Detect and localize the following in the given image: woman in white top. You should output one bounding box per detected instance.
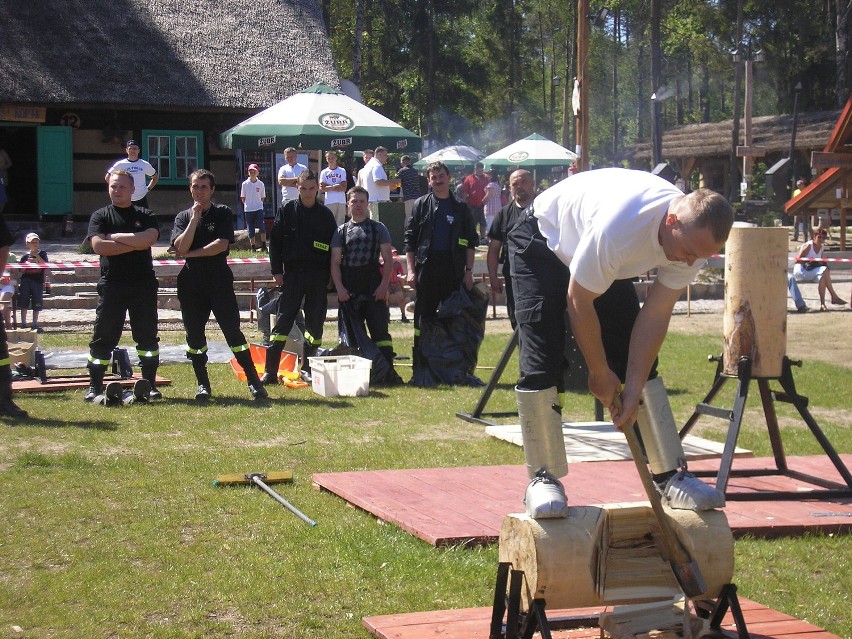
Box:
[483,170,503,238]
[792,227,845,310]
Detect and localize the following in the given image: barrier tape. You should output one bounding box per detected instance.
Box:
[4,254,851,270]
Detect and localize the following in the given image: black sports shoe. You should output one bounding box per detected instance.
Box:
[248,383,268,400]
[0,398,28,419]
[195,384,211,401]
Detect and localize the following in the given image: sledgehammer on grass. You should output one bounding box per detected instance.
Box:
[213,471,317,526]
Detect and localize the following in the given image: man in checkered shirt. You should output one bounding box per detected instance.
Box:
[330,186,403,384]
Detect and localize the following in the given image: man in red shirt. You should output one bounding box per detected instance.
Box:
[462,162,489,243]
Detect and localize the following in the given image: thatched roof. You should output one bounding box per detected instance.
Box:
[0,0,339,110]
[628,110,841,161]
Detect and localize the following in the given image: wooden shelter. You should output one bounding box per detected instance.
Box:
[0,0,339,223]
[627,110,840,197]
[785,95,852,249]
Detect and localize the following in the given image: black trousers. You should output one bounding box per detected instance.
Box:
[270,268,330,347]
[177,265,248,353]
[509,212,657,392]
[413,250,459,334]
[89,277,159,363]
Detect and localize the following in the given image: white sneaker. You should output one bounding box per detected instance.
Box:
[524,470,569,519]
[660,470,725,510]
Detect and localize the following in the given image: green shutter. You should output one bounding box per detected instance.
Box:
[37,126,73,216]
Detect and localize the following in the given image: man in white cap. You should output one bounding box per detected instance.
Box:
[240,164,267,251]
[105,139,158,209]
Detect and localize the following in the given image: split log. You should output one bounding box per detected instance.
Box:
[723,227,789,378]
[498,503,734,611]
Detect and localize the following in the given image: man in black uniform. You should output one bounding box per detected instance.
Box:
[0,215,27,418]
[487,169,535,328]
[330,186,403,384]
[85,170,161,401]
[170,169,268,401]
[262,170,336,384]
[403,161,478,371]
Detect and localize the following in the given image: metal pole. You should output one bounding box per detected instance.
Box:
[742,58,754,197]
[789,83,801,191]
[576,0,589,171]
[251,475,317,526]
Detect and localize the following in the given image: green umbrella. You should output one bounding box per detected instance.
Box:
[220,83,421,152]
[413,144,486,170]
[482,133,577,170]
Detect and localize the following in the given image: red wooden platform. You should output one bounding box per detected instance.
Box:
[362,597,843,638]
[13,374,171,393]
[312,455,852,546]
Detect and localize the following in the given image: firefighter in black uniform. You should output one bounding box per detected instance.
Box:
[403,161,478,371]
[0,214,27,418]
[261,170,336,384]
[85,170,161,401]
[169,169,268,402]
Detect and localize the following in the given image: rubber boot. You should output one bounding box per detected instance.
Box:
[379,346,404,386]
[140,362,162,400]
[516,386,569,519]
[235,349,268,400]
[300,344,318,383]
[0,365,27,419]
[84,362,107,403]
[189,353,211,401]
[260,342,283,385]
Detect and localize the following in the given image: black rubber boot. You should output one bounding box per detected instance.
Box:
[380,346,404,386]
[235,350,267,400]
[300,345,318,382]
[140,362,162,400]
[259,343,283,385]
[84,362,107,402]
[189,353,211,401]
[0,366,27,419]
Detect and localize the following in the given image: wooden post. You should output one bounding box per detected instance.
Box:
[498,504,733,611]
[722,227,788,378]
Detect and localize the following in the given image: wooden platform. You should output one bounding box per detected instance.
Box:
[312,455,852,546]
[485,421,752,463]
[13,374,171,393]
[362,597,843,639]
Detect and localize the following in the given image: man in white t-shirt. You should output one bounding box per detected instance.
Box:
[277,147,308,202]
[319,151,349,225]
[240,164,267,251]
[105,139,158,209]
[355,149,374,189]
[363,146,400,220]
[508,168,734,519]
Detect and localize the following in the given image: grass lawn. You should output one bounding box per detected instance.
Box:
[0,319,849,638]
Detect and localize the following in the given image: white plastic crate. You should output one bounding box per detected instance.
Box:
[308,355,373,397]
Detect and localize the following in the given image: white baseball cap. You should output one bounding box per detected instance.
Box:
[25,232,40,243]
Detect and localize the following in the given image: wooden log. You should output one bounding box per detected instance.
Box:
[723,227,789,378]
[498,503,734,612]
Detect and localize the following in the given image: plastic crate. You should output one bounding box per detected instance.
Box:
[308,355,372,397]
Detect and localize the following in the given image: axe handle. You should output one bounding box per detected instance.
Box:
[251,475,317,526]
[621,418,706,597]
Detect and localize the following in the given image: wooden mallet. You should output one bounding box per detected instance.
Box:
[213,471,317,526]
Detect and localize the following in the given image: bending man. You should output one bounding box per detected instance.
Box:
[509,168,734,518]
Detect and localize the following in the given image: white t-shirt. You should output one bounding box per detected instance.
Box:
[363,157,390,202]
[277,162,307,201]
[533,168,700,294]
[108,158,157,201]
[320,166,348,205]
[240,177,266,212]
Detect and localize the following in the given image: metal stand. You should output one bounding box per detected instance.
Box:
[457,327,604,426]
[490,562,749,639]
[681,354,852,500]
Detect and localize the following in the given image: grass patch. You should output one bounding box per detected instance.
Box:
[1,321,849,638]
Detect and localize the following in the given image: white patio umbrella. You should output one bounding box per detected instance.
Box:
[482,133,577,170]
[413,143,486,170]
[220,83,421,152]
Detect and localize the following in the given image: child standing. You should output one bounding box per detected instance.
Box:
[18,233,49,332]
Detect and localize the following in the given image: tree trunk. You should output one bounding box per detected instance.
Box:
[837,0,851,106]
[728,0,744,202]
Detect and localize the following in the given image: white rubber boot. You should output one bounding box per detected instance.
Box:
[637,377,725,510]
[516,386,569,519]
